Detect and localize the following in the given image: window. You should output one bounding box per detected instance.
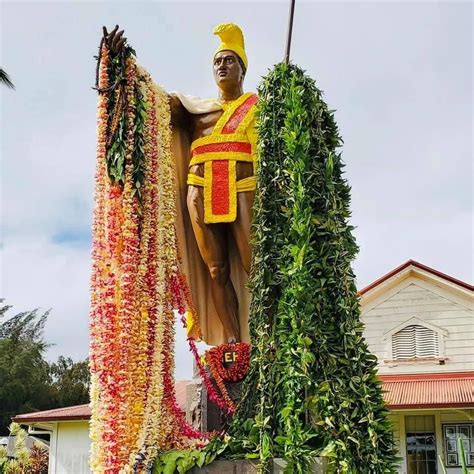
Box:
[405,415,437,474]
[383,317,447,363]
[392,324,439,360]
[443,424,474,467]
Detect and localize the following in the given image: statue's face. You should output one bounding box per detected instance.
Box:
[213,50,244,89]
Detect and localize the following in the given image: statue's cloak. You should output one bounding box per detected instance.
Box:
[170,93,250,346]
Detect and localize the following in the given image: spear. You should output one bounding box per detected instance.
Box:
[284,0,296,63]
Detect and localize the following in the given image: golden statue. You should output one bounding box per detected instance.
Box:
[103,23,256,345]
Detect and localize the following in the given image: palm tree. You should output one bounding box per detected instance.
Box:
[0,69,14,89]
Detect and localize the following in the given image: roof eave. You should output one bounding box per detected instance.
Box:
[388,403,474,410]
[13,415,90,423]
[359,259,474,296]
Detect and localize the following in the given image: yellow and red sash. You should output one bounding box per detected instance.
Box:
[187,92,258,224]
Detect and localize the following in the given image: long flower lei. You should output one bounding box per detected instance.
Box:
[205,354,236,413]
[90,42,215,473]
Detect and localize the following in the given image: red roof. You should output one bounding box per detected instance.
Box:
[15,372,474,423]
[13,380,190,423]
[380,372,474,409]
[359,260,474,295]
[14,404,92,423]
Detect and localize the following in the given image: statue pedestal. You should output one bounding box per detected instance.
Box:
[186,363,242,432]
[188,459,259,473]
[185,365,326,472]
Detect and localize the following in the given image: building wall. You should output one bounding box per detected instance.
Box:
[391,409,473,474]
[389,413,402,469]
[362,279,474,374]
[50,421,91,474]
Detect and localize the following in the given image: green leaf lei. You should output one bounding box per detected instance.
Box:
[99,45,147,203]
[219,63,398,473]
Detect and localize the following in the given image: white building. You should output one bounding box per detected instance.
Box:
[13,405,91,473]
[14,260,473,473]
[360,260,474,474]
[13,382,189,474]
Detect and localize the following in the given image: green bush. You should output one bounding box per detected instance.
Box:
[0,423,48,474]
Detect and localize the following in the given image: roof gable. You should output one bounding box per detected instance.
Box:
[360,260,473,313]
[360,260,473,295]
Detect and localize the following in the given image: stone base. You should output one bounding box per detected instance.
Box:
[184,365,326,472]
[189,459,256,474]
[186,367,242,432]
[189,458,325,473]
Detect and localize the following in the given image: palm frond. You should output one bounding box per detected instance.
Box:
[0,68,15,89]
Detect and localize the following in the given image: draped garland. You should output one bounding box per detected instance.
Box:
[90,43,211,473]
[220,63,398,473]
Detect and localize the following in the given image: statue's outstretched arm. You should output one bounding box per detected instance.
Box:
[102,26,190,131]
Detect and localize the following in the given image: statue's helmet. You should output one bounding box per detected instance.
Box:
[213,23,248,70]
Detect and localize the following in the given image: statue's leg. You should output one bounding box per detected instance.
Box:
[187,185,241,342]
[230,190,255,274]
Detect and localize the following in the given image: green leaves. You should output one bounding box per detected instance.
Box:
[152,449,209,474]
[104,48,148,204]
[220,62,397,473]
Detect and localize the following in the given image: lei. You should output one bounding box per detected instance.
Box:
[206,343,251,383]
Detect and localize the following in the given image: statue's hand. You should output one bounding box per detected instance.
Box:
[102,25,127,56]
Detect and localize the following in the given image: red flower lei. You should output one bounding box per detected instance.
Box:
[205,354,236,413]
[206,342,251,383]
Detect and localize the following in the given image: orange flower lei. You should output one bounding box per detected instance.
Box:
[90,45,210,473]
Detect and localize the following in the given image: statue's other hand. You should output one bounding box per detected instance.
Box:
[103,25,127,56]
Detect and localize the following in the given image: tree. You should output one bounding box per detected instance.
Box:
[0,69,14,89]
[0,302,53,435]
[0,301,90,434]
[49,356,90,407]
[0,302,49,343]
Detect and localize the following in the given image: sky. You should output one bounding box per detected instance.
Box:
[1,0,472,380]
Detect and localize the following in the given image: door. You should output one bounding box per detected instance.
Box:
[405,415,437,474]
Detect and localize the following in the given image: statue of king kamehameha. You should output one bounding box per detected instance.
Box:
[103,23,256,346]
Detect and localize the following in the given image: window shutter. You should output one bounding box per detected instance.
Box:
[392,325,439,360]
[415,325,439,357]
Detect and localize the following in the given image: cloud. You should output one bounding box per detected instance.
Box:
[1,1,471,382]
[1,240,91,361]
[1,234,199,379]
